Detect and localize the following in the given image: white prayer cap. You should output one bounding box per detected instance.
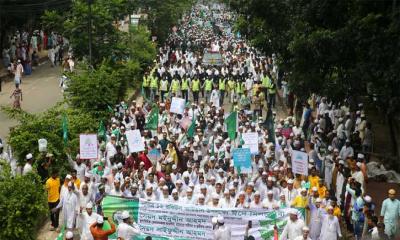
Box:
[289,209,298,215]
[198,194,205,199]
[216,180,223,185]
[172,189,178,194]
[212,217,218,224]
[267,177,273,181]
[327,205,334,210]
[212,193,219,199]
[114,179,120,184]
[273,166,279,171]
[302,226,310,232]
[176,179,183,184]
[121,210,130,220]
[65,231,74,239]
[229,185,235,190]
[280,192,285,197]
[210,156,216,161]
[140,162,145,166]
[26,153,33,160]
[364,195,372,203]
[267,190,273,195]
[217,215,224,223]
[312,187,318,192]
[316,198,322,203]
[357,153,364,159]
[117,163,123,169]
[262,171,268,176]
[131,183,138,188]
[239,191,245,196]
[210,176,216,180]
[182,172,190,178]
[97,216,104,224]
[334,148,339,152]
[224,189,229,194]
[162,185,168,190]
[187,188,193,193]
[68,182,74,187]
[172,164,177,170]
[339,160,345,165]
[328,146,333,151]
[84,172,92,178]
[86,202,93,209]
[189,182,195,187]
[145,185,152,190]
[200,184,207,189]
[65,174,72,179]
[287,179,294,184]
[217,168,224,173]
[300,188,307,192]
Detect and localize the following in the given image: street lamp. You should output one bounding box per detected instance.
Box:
[88,0,94,67]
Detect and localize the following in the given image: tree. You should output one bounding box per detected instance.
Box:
[0,162,47,240]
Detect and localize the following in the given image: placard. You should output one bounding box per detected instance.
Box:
[241,132,259,154]
[126,130,145,153]
[170,97,186,115]
[79,134,98,159]
[291,150,309,176]
[232,148,252,173]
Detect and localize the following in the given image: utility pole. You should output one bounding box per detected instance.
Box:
[88,0,93,67]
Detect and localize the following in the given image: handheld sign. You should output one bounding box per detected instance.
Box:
[80,134,98,159]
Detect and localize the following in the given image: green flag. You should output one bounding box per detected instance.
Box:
[145,106,159,130]
[98,120,106,142]
[187,118,196,138]
[62,114,68,145]
[225,111,237,141]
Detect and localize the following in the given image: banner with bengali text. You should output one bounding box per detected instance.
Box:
[102,196,305,240]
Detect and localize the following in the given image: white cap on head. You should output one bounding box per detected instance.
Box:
[364,195,372,203]
[316,198,322,203]
[287,179,294,184]
[312,186,318,192]
[212,217,218,224]
[267,190,273,195]
[66,174,72,179]
[121,210,130,220]
[217,215,224,223]
[26,153,33,160]
[212,192,219,199]
[172,189,178,194]
[162,185,168,190]
[97,216,104,224]
[289,208,298,215]
[302,226,310,232]
[172,164,177,170]
[65,231,74,239]
[198,194,205,199]
[357,153,364,159]
[86,202,93,209]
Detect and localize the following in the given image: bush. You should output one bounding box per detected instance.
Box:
[2,105,98,178]
[0,161,48,240]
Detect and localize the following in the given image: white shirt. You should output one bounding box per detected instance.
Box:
[117,222,141,239]
[80,211,99,240]
[22,163,33,175]
[280,218,305,240]
[213,225,231,240]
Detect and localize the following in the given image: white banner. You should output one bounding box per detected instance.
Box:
[79,134,98,159]
[170,97,186,115]
[242,132,259,154]
[126,130,145,153]
[291,150,309,176]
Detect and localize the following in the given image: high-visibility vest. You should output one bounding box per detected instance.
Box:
[181,79,189,90]
[171,80,180,92]
[227,80,235,91]
[236,82,243,94]
[192,79,200,91]
[268,79,276,94]
[262,76,269,88]
[205,79,213,91]
[150,77,158,89]
[219,79,226,90]
[160,80,168,91]
[142,76,149,87]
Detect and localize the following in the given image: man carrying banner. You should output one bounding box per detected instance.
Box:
[213,215,231,240]
[117,211,141,240]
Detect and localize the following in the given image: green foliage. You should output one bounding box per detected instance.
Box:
[127,26,157,70]
[141,0,194,43]
[229,0,400,112]
[41,10,66,33]
[2,105,97,173]
[0,163,48,240]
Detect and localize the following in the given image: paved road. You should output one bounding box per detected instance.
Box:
[0,62,63,145]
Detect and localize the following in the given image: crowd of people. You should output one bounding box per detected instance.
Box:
[1,2,399,240]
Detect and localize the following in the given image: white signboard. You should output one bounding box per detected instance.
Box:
[242,132,259,154]
[170,97,186,115]
[126,130,145,153]
[79,134,98,159]
[291,150,309,176]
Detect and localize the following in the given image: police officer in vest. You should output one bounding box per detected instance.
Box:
[218,77,226,106]
[181,75,189,102]
[203,77,214,103]
[191,77,201,104]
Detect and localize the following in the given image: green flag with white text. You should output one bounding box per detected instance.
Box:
[146,106,159,130]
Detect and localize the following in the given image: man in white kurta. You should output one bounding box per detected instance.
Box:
[380,189,400,238]
[294,226,312,240]
[320,206,342,240]
[308,198,323,239]
[80,202,99,240]
[117,211,141,240]
[213,215,231,240]
[54,182,78,230]
[280,209,305,240]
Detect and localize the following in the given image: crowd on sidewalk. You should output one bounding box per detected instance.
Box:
[1,2,399,240]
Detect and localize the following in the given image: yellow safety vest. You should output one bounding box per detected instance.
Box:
[150,77,158,89]
[181,79,189,90]
[171,80,180,92]
[227,80,235,92]
[192,79,200,91]
[142,76,149,87]
[219,79,226,90]
[205,79,213,91]
[262,76,269,88]
[236,82,243,94]
[268,79,276,94]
